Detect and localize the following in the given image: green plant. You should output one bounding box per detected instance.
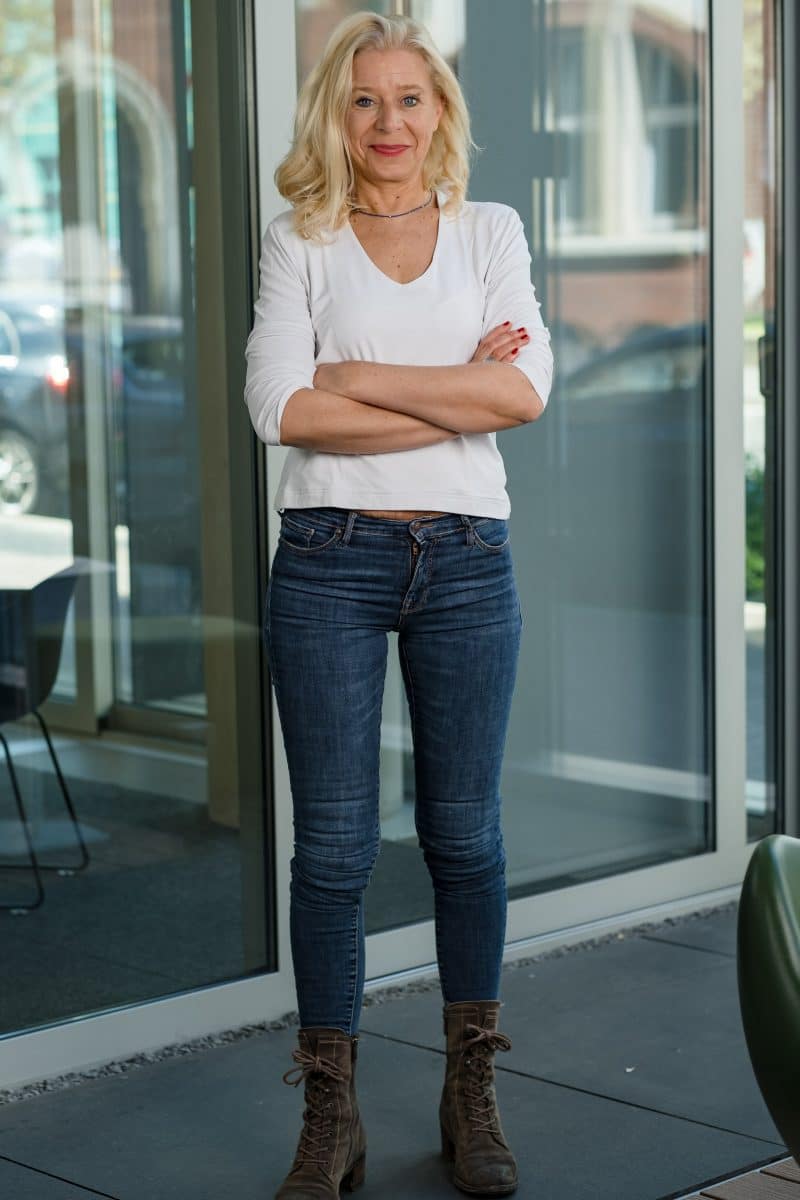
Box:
[745,454,765,602]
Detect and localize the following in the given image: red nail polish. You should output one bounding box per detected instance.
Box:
[503,321,511,327]
[511,347,518,355]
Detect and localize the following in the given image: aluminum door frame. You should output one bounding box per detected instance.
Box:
[0,0,764,1093]
[259,0,750,985]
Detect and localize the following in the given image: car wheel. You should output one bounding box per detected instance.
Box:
[0,428,39,517]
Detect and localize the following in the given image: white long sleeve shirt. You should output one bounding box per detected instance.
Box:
[244,189,554,518]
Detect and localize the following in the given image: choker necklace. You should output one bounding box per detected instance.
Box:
[351,189,435,219]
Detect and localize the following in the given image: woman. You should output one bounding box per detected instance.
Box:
[244,12,553,1198]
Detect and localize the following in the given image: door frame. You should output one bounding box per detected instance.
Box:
[779,0,798,837]
[253,0,751,981]
[1,0,776,1092]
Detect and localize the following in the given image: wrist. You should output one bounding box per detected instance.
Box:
[314,360,355,395]
[339,360,366,401]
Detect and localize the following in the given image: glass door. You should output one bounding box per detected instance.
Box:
[0,0,283,1086]
[462,0,713,894]
[271,2,759,985]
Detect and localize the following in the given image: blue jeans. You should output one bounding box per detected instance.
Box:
[263,507,523,1036]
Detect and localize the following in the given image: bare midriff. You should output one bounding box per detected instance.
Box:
[356,509,449,519]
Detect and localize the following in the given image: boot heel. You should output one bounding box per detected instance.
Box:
[342,1150,366,1191]
[440,1121,455,1161]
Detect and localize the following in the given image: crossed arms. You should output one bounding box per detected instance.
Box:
[243,207,554,453]
[279,360,544,455]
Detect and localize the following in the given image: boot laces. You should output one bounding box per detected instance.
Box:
[462,1023,512,1134]
[282,1048,347,1167]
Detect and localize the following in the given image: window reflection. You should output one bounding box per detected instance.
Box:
[351,0,713,915]
[0,0,267,1036]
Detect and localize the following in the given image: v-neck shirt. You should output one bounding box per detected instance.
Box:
[345,198,442,287]
[244,188,554,518]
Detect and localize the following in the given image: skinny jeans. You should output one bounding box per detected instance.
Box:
[263,506,523,1036]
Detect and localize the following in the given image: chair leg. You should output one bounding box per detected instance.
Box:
[0,729,45,911]
[31,708,90,873]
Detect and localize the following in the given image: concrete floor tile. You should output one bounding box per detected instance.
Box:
[0,1156,118,1198]
[0,1022,787,1200]
[360,932,782,1143]
[641,907,738,958]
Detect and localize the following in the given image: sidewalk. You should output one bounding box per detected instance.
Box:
[0,900,790,1199]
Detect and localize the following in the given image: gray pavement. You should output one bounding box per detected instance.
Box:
[0,901,789,1199]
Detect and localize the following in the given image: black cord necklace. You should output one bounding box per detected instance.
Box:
[351,188,435,218]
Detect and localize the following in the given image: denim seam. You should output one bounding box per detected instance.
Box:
[400,633,450,1000]
[346,896,359,1036]
[279,515,499,539]
[282,530,473,542]
[278,526,343,554]
[400,537,432,619]
[471,526,511,553]
[262,572,273,660]
[341,529,472,543]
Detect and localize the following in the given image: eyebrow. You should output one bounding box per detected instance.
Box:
[352,84,425,93]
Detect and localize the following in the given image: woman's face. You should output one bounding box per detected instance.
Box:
[345,48,444,193]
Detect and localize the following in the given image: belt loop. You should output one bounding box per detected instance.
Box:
[460,513,475,546]
[341,510,357,545]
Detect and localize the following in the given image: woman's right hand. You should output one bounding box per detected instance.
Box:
[470,322,530,365]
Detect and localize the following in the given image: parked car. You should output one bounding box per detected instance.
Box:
[0,299,186,521]
[0,298,70,516]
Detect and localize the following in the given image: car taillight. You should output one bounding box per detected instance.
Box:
[46,355,70,391]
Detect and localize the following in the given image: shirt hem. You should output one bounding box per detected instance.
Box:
[274,490,511,519]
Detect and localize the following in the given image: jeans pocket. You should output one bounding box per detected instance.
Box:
[279,512,342,554]
[470,517,511,553]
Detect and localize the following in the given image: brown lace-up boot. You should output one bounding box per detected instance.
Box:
[275,1027,367,1198]
[439,1000,518,1196]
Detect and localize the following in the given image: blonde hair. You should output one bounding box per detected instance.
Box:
[274,11,479,243]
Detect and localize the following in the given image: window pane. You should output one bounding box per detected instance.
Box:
[296,0,396,88]
[0,0,270,1035]
[355,0,714,922]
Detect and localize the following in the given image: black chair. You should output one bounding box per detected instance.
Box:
[0,562,91,911]
[737,833,800,1161]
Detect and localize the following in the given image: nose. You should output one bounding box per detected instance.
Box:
[375,103,406,131]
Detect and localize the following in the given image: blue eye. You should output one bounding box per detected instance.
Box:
[354,96,420,107]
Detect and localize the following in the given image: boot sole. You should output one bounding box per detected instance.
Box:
[441,1123,518,1196]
